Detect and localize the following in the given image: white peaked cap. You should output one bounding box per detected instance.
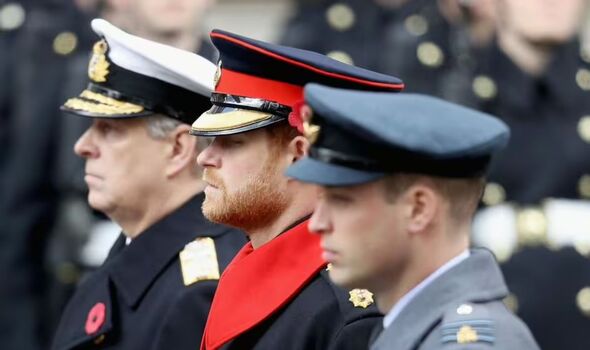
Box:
[91,18,215,96]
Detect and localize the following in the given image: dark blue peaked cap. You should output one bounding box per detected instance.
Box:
[286,84,510,186]
[209,29,404,91]
[190,29,404,136]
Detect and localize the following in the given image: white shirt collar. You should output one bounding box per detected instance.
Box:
[125,237,132,245]
[383,250,470,329]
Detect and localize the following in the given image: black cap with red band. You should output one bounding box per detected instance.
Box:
[190,29,405,136]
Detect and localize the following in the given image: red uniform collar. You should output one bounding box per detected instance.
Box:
[201,219,325,350]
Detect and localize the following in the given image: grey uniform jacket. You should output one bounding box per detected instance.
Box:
[371,249,540,350]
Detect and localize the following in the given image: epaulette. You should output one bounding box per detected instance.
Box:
[439,303,496,345]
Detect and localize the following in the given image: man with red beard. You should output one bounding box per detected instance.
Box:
[189,30,404,350]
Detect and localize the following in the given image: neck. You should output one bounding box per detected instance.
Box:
[248,189,316,249]
[497,30,554,77]
[376,225,469,314]
[112,180,206,239]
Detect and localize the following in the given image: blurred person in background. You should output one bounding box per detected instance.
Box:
[0,1,217,349]
[50,19,245,350]
[280,0,496,102]
[469,0,590,349]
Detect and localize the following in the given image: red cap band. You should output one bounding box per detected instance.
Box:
[216,68,304,107]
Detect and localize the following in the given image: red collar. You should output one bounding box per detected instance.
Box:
[202,219,325,350]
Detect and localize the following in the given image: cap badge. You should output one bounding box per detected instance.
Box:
[179,237,220,286]
[348,288,374,308]
[85,302,106,335]
[88,39,110,83]
[213,61,222,89]
[299,104,320,144]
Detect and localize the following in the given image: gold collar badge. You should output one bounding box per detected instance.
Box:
[349,288,374,308]
[88,39,110,83]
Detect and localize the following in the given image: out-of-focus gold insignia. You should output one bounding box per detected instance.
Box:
[214,61,222,88]
[179,237,220,286]
[457,325,478,344]
[301,105,320,144]
[348,288,374,308]
[516,207,547,246]
[88,39,110,83]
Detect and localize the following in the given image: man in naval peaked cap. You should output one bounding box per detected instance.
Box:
[286,84,541,350]
[50,19,246,350]
[190,30,403,350]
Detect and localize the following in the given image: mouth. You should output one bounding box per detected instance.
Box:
[85,173,102,180]
[321,246,338,263]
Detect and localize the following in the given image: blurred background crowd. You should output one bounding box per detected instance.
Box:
[1,0,590,349]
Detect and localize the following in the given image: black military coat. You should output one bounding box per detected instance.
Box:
[222,269,381,350]
[202,219,381,350]
[471,40,590,350]
[51,194,246,350]
[280,0,475,101]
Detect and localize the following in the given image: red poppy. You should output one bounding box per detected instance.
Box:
[85,302,106,335]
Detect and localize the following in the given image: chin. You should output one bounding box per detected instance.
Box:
[87,193,114,214]
[328,269,355,289]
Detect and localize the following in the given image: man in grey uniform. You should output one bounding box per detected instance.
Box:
[286,84,540,349]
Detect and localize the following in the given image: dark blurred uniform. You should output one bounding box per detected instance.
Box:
[280,0,480,101]
[471,38,590,350]
[0,2,97,349]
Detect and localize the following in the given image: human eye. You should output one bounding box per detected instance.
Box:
[95,120,113,134]
[219,136,245,148]
[325,190,354,205]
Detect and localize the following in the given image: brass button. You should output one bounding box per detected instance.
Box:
[326,3,355,32]
[482,182,506,206]
[416,41,444,68]
[576,68,590,90]
[578,174,590,198]
[404,14,428,36]
[56,262,80,284]
[577,287,590,317]
[574,239,590,257]
[494,246,514,264]
[53,31,78,56]
[578,116,590,143]
[326,50,353,65]
[94,334,106,345]
[516,207,547,246]
[503,293,519,313]
[472,75,497,100]
[0,3,26,31]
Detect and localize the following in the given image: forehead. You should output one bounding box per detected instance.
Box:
[216,127,271,145]
[324,179,386,196]
[92,117,145,127]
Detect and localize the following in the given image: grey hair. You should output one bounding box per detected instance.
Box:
[145,114,184,139]
[144,114,207,176]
